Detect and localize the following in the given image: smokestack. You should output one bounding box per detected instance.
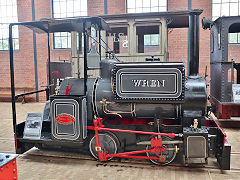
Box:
[188,14,200,76]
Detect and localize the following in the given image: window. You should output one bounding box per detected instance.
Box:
[54,32,71,49]
[212,0,240,20]
[53,0,87,18]
[212,0,240,43]
[144,34,159,46]
[0,0,18,50]
[127,1,165,49]
[136,25,160,53]
[52,0,87,49]
[106,27,128,54]
[229,32,240,44]
[127,0,167,13]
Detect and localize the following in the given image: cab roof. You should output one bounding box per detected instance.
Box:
[10,16,110,33]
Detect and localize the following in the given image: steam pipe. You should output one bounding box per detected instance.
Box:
[188,14,200,76]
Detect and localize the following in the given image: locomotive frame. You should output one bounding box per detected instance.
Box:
[9,10,231,169]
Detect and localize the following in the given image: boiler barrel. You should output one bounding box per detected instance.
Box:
[95,78,177,118]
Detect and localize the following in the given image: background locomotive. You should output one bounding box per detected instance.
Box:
[9,10,231,169]
[202,16,240,122]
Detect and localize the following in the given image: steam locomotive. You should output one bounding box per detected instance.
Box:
[9,10,231,170]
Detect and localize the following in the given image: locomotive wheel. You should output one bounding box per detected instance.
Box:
[89,133,118,160]
[146,136,177,165]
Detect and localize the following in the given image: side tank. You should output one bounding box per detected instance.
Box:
[95,58,178,119]
[95,58,207,120]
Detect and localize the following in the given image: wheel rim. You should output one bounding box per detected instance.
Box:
[89,133,117,160]
[146,136,177,165]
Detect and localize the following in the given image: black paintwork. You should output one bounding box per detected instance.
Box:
[9,10,231,170]
[204,16,240,102]
[113,62,185,102]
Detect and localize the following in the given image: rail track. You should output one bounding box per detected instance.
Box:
[1,138,240,174]
[23,149,240,173]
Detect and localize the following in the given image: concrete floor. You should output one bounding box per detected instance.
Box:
[0,102,240,180]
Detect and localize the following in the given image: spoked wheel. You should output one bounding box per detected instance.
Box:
[146,136,177,165]
[89,133,118,160]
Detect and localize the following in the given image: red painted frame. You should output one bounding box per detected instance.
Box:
[210,97,240,119]
[87,117,178,162]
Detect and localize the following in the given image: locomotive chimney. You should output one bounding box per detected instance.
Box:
[188,13,200,76]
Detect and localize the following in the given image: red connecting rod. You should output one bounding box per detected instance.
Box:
[88,117,177,162]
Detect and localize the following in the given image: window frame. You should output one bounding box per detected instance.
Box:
[212,0,240,20]
[52,0,87,49]
[106,25,129,55]
[0,0,19,51]
[126,0,168,13]
[212,0,240,44]
[53,32,71,49]
[144,34,160,47]
[135,22,162,55]
[228,32,240,44]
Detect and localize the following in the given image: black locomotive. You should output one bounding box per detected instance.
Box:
[9,10,231,169]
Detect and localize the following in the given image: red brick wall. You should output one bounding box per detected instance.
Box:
[168,0,188,75]
[0,0,35,101]
[1,0,239,102]
[0,0,124,102]
[88,0,125,15]
[193,0,212,78]
[108,0,126,14]
[168,0,212,78]
[88,0,104,15]
[0,0,71,102]
[168,0,188,11]
[34,0,71,101]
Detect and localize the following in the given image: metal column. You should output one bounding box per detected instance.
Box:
[188,13,200,76]
[32,0,39,101]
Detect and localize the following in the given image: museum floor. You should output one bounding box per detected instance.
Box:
[0,102,239,180]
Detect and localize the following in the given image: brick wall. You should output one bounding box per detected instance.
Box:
[88,0,104,15]
[193,0,212,78]
[168,0,212,78]
[0,0,71,102]
[1,0,240,102]
[88,0,125,15]
[108,0,125,14]
[0,0,35,102]
[168,0,189,76]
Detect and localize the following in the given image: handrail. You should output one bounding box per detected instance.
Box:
[15,88,50,101]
